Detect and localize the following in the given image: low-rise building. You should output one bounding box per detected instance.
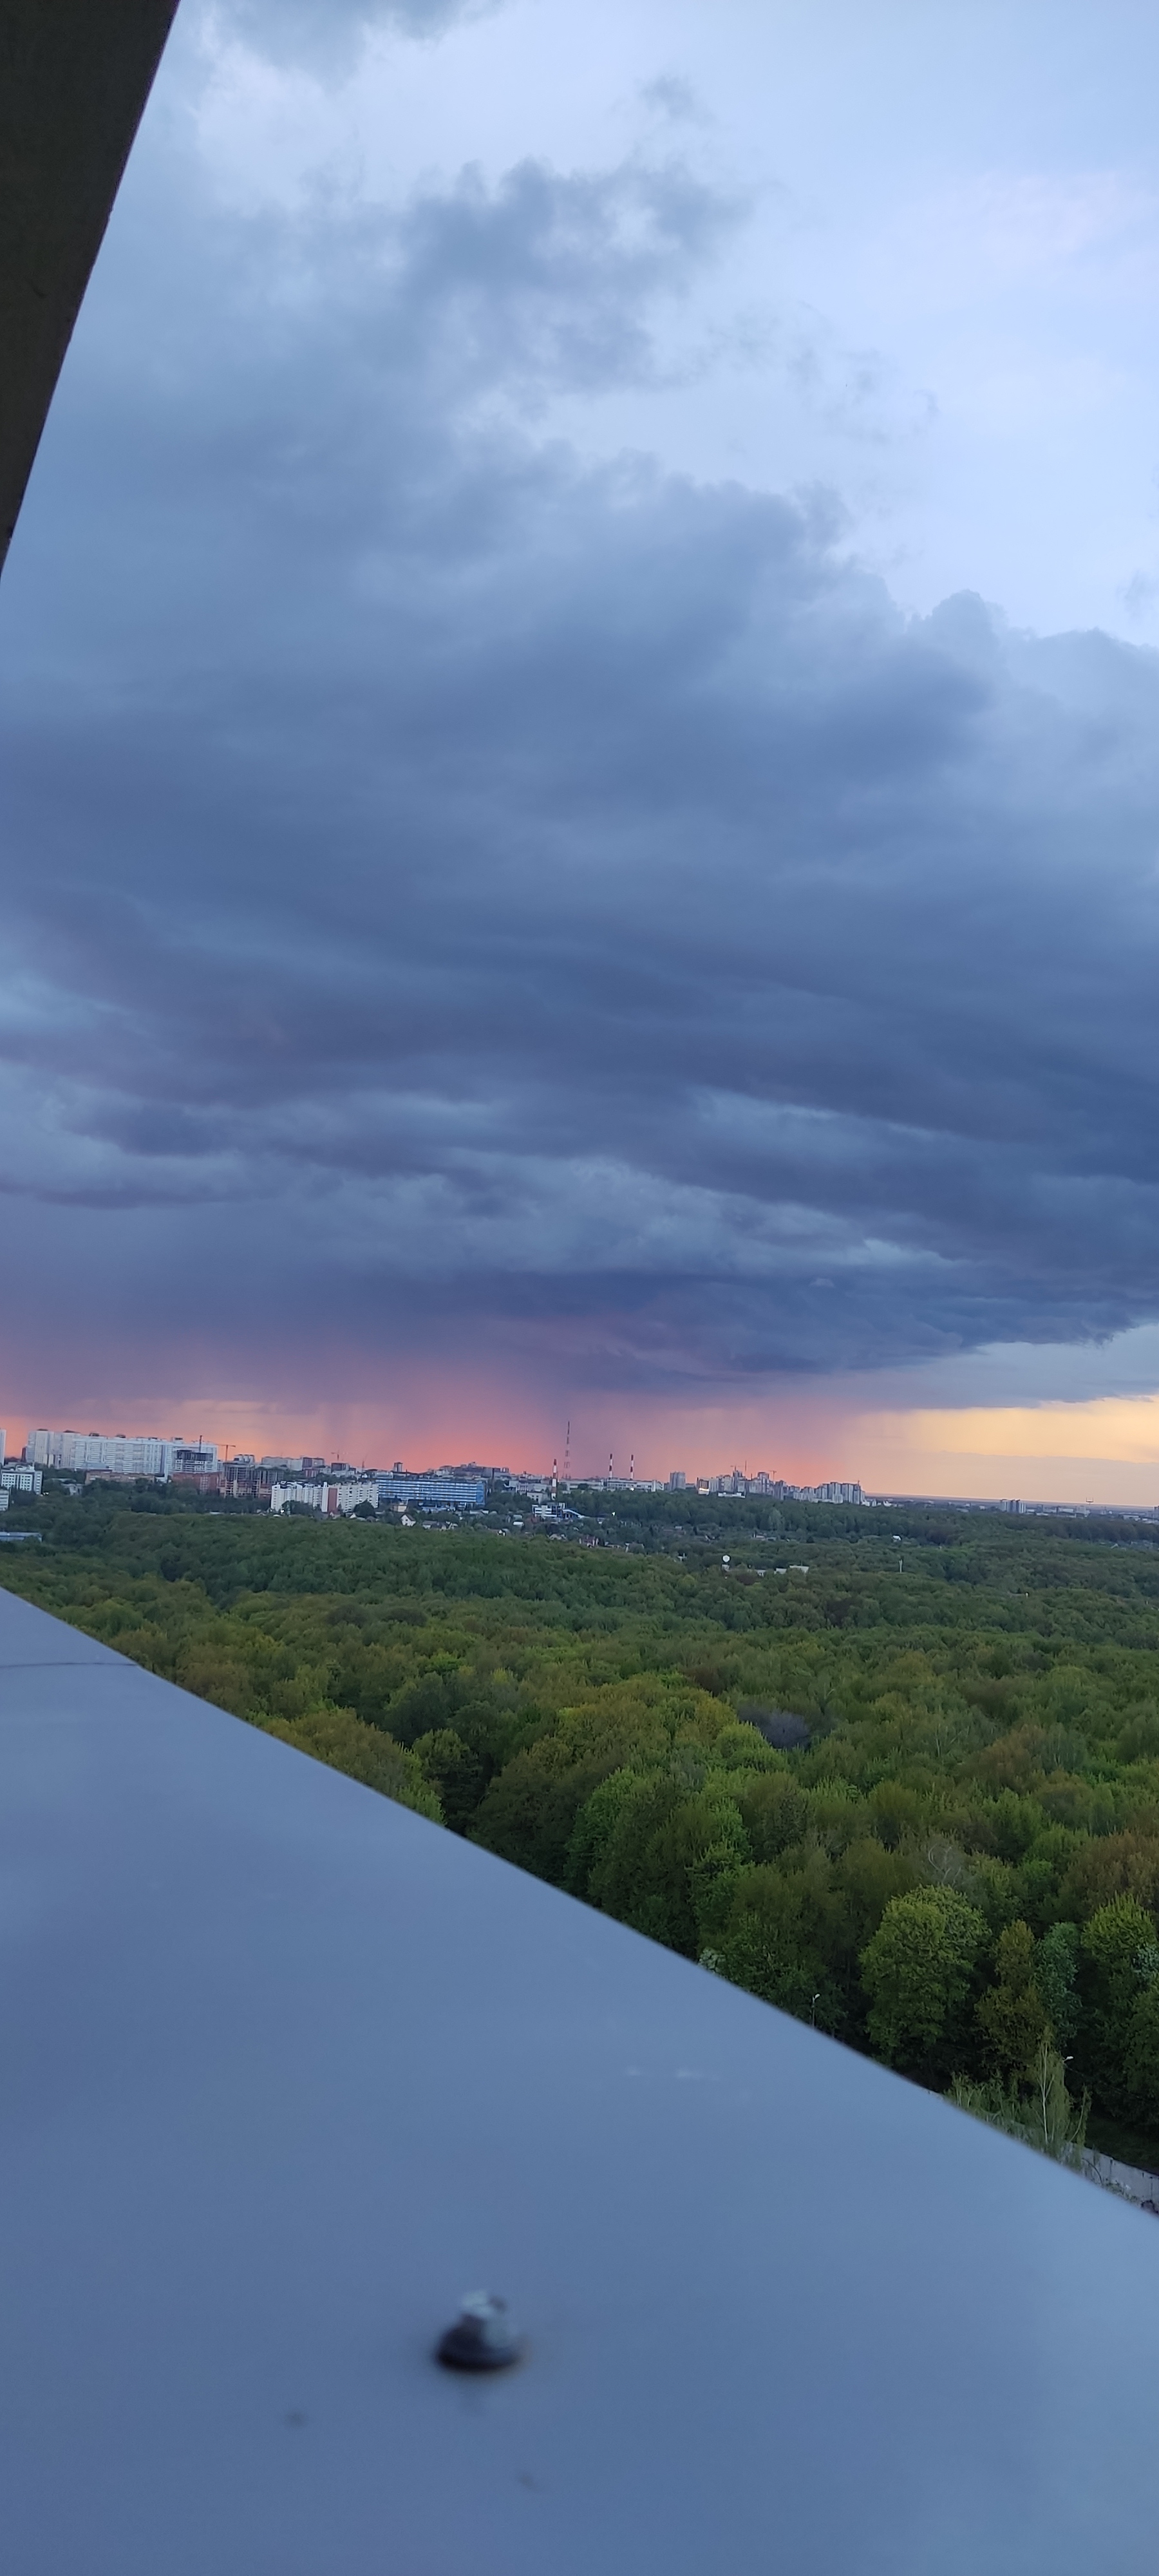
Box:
[0,1464,41,1498]
[376,1473,486,1509]
[270,1478,378,1517]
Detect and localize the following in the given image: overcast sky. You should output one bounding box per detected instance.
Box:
[4,0,1159,1489]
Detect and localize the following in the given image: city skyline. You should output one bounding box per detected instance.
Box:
[5,1397,1159,1510]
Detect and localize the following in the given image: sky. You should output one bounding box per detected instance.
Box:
[5,0,1159,1495]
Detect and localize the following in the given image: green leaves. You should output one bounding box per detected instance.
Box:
[1034,1921,1080,2049]
[975,1921,1050,2079]
[1078,1893,1159,2114]
[861,1888,989,2074]
[259,1707,443,1821]
[8,1491,1159,2156]
[949,2043,1090,2168]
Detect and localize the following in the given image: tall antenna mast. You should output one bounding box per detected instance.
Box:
[563,1419,570,1486]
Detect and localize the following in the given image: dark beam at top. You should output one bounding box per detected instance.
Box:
[0,0,179,571]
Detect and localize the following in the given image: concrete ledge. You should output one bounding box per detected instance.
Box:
[2,1585,1159,2570]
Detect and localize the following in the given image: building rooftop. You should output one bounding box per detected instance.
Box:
[1,1581,1158,2568]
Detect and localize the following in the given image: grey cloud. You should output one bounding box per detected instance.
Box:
[389,155,743,399]
[213,0,491,76]
[1122,569,1159,623]
[4,124,1159,1399]
[639,77,711,129]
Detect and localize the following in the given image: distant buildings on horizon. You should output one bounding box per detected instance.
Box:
[6,1425,1153,1519]
[25,1428,218,1479]
[8,1426,866,1515]
[661,1470,865,1504]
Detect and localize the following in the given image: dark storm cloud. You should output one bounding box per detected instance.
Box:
[3,115,1159,1394]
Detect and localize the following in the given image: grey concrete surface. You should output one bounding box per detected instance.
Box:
[1,1581,1159,2572]
[0,1581,131,1667]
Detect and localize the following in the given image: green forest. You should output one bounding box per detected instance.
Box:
[6,1480,1159,2170]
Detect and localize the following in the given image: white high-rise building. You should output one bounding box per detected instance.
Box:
[24,1428,184,1479]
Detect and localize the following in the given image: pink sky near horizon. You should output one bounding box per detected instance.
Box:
[6,1358,1159,1506]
